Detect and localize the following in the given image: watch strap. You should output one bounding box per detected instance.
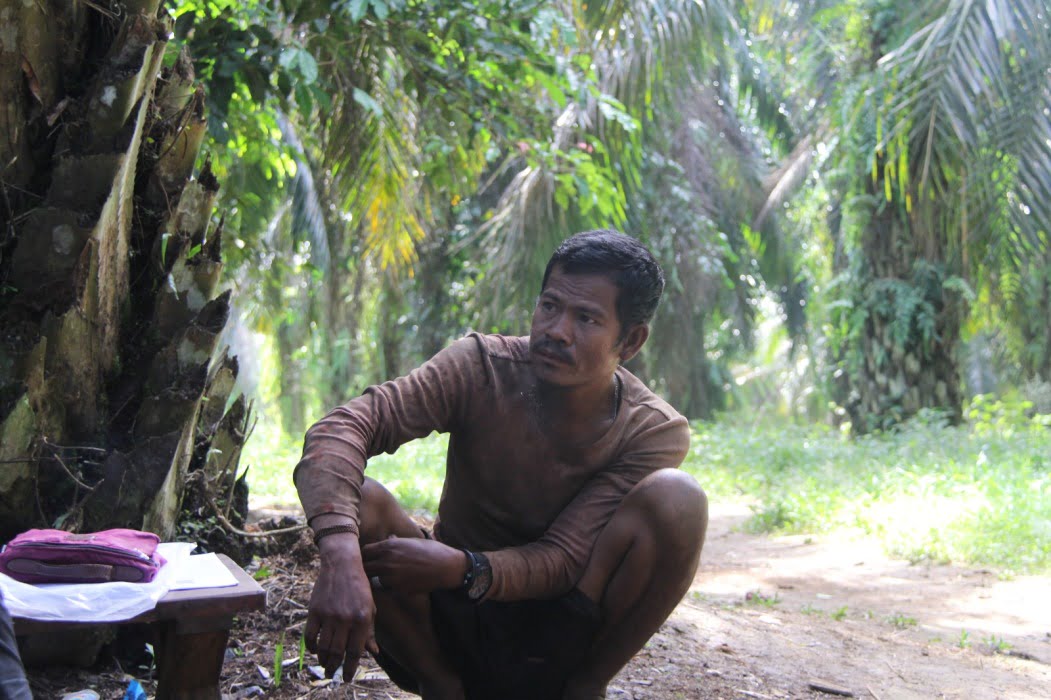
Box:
[461,550,475,588]
[461,549,493,601]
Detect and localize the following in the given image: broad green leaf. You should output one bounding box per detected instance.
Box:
[296,49,318,84]
[348,0,368,22]
[278,47,297,69]
[353,88,383,117]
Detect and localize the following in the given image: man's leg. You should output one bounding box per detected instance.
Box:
[566,468,708,699]
[358,477,465,700]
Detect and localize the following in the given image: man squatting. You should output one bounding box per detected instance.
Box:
[294,230,708,699]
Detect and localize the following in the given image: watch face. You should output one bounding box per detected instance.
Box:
[467,554,493,600]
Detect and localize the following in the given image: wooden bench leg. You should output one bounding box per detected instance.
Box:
[153,615,233,700]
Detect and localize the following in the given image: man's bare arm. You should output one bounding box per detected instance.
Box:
[303,532,378,678]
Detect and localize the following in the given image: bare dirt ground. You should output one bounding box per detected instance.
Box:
[26,502,1051,699]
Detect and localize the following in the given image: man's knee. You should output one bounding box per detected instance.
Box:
[624,469,707,556]
[580,470,707,594]
[359,477,420,543]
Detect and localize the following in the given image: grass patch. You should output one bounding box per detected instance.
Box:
[685,406,1051,575]
[242,398,1050,575]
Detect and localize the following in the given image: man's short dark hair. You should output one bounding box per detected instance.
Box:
[541,229,665,331]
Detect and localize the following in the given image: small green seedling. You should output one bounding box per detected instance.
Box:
[887,613,917,629]
[744,590,781,607]
[985,635,1012,654]
[144,642,155,679]
[273,633,284,688]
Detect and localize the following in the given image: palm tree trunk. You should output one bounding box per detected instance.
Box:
[380,272,407,380]
[1016,254,1051,383]
[275,320,306,436]
[0,1,244,540]
[837,188,964,432]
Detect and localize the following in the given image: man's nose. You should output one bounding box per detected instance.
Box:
[545,312,572,345]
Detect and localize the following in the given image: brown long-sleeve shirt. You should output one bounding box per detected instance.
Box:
[294,333,690,601]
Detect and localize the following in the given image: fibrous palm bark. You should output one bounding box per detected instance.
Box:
[835,188,966,431]
[0,0,245,541]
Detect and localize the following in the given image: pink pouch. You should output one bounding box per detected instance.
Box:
[0,528,166,584]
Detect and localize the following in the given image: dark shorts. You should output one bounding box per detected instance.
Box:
[375,587,601,700]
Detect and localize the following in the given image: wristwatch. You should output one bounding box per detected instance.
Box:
[461,550,492,601]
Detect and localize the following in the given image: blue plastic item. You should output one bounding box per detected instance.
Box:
[122,680,147,700]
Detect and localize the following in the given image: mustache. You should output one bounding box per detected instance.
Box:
[531,340,573,365]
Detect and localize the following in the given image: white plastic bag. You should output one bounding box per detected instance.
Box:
[0,542,194,622]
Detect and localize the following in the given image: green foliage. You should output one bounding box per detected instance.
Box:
[966,394,1049,435]
[830,261,963,372]
[364,434,448,514]
[166,0,1051,464]
[245,413,447,512]
[814,0,1051,429]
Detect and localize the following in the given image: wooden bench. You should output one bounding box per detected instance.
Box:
[13,554,266,700]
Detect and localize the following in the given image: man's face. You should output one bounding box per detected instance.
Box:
[529,266,625,389]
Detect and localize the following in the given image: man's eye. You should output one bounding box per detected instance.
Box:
[579,314,595,325]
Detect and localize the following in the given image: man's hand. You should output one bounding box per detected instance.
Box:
[362,536,468,593]
[304,535,379,679]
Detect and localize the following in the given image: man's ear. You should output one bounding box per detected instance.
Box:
[618,324,649,363]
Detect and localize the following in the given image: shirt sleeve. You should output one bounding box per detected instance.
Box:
[293,335,485,530]
[482,412,690,601]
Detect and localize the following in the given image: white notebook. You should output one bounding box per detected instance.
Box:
[168,552,239,590]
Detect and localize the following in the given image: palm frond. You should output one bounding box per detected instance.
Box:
[880,0,1051,194]
[754,134,817,230]
[469,0,738,321]
[876,0,1051,275]
[277,112,330,273]
[318,42,428,272]
[1006,74,1051,248]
